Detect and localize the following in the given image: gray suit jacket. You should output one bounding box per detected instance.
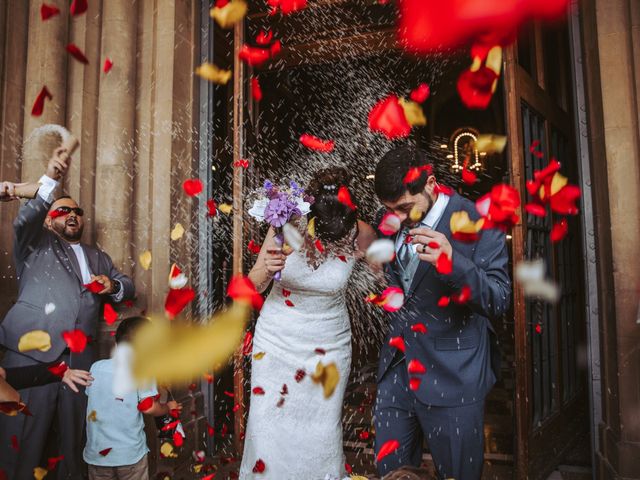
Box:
[377,193,511,407]
[0,196,135,365]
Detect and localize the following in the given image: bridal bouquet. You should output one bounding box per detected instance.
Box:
[248,180,312,280]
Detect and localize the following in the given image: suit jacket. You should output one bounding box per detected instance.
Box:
[0,196,135,365]
[377,193,511,407]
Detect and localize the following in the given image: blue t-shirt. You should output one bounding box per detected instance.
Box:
[83,359,158,467]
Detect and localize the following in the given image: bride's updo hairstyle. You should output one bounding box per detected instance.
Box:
[307,167,358,243]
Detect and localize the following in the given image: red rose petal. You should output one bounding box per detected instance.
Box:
[103,303,117,325]
[66,43,89,64]
[299,133,335,152]
[233,159,249,168]
[410,83,430,103]
[282,288,291,297]
[550,218,569,243]
[252,458,266,473]
[411,323,427,334]
[285,299,295,307]
[368,95,411,139]
[376,439,400,462]
[409,377,421,391]
[173,431,184,447]
[103,58,113,73]
[31,86,52,117]
[182,178,203,196]
[137,396,154,412]
[247,240,262,254]
[41,3,60,20]
[525,203,547,217]
[61,329,88,353]
[462,161,477,185]
[70,0,88,16]
[251,77,263,102]
[451,285,472,304]
[434,183,454,196]
[47,361,68,378]
[227,274,264,310]
[314,239,325,253]
[314,348,326,355]
[164,287,196,319]
[550,185,580,215]
[457,66,499,110]
[242,331,253,356]
[359,430,370,440]
[85,280,103,293]
[47,455,64,471]
[535,323,542,334]
[280,384,288,395]
[337,186,357,210]
[252,387,265,396]
[437,296,450,307]
[436,252,452,275]
[407,358,427,375]
[99,448,112,456]
[207,199,217,217]
[256,30,273,45]
[388,336,405,353]
[529,140,545,158]
[238,44,272,67]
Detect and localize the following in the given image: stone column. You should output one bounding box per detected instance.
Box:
[94,0,137,272]
[594,0,640,477]
[21,0,69,183]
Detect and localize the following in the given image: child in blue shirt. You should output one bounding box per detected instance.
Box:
[84,317,180,480]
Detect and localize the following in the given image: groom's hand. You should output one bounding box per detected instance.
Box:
[409,227,453,266]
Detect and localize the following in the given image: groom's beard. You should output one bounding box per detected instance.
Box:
[402,193,434,228]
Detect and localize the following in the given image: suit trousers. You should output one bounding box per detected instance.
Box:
[0,351,90,480]
[374,360,486,480]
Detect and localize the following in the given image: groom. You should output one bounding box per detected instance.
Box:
[373,146,511,479]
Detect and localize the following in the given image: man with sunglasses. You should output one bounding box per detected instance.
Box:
[0,146,135,479]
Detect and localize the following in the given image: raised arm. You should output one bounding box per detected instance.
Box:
[13,147,70,263]
[248,227,289,294]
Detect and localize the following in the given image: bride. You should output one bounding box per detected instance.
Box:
[238,167,377,479]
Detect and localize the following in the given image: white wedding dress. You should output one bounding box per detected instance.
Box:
[239,248,355,480]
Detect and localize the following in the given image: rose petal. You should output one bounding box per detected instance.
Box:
[368,95,411,139]
[31,86,52,117]
[411,323,427,334]
[256,30,273,45]
[207,199,217,217]
[164,287,196,319]
[46,455,64,471]
[242,331,253,356]
[104,303,118,325]
[47,361,68,378]
[451,285,472,304]
[299,133,335,152]
[251,77,263,102]
[410,83,430,103]
[70,0,88,16]
[388,336,405,353]
[378,212,401,235]
[337,186,357,210]
[41,4,60,21]
[247,240,262,254]
[457,65,499,110]
[238,44,272,67]
[252,459,266,473]
[61,329,88,353]
[252,386,265,395]
[137,396,154,412]
[525,203,547,217]
[409,377,421,391]
[438,296,450,307]
[436,252,452,275]
[407,358,427,374]
[376,439,400,462]
[66,43,89,64]
[103,58,113,73]
[227,274,264,310]
[550,218,569,243]
[183,178,203,196]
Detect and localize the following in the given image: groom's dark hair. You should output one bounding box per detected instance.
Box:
[374,146,434,202]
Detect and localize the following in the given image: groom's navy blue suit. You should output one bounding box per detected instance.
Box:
[374,192,511,479]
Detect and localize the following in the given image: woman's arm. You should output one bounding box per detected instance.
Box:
[248,227,288,294]
[2,362,93,392]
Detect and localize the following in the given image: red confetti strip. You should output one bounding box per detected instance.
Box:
[46,455,64,471]
[434,183,454,196]
[164,287,196,319]
[299,133,335,152]
[314,348,326,355]
[31,86,52,117]
[314,239,325,253]
[182,178,203,196]
[66,43,89,64]
[242,331,253,356]
[359,430,370,440]
[41,3,60,20]
[61,329,88,353]
[251,77,263,102]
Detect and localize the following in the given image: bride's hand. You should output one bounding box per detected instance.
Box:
[264,247,287,276]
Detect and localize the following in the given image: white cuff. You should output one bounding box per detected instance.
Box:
[37,175,59,205]
[110,280,125,303]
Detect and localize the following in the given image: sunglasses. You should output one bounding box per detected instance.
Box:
[50,206,84,218]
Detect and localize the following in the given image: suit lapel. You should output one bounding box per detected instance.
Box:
[58,238,84,284]
[407,193,460,297]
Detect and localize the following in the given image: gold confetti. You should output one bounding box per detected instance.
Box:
[474,134,507,155]
[160,442,177,458]
[218,203,232,214]
[210,0,247,29]
[307,217,316,238]
[195,62,232,85]
[311,361,340,399]
[409,205,423,223]
[450,211,483,236]
[486,46,503,75]
[399,98,427,127]
[34,467,48,480]
[139,250,152,271]
[170,223,185,241]
[87,410,97,422]
[18,330,51,353]
[253,352,266,360]
[131,304,250,385]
